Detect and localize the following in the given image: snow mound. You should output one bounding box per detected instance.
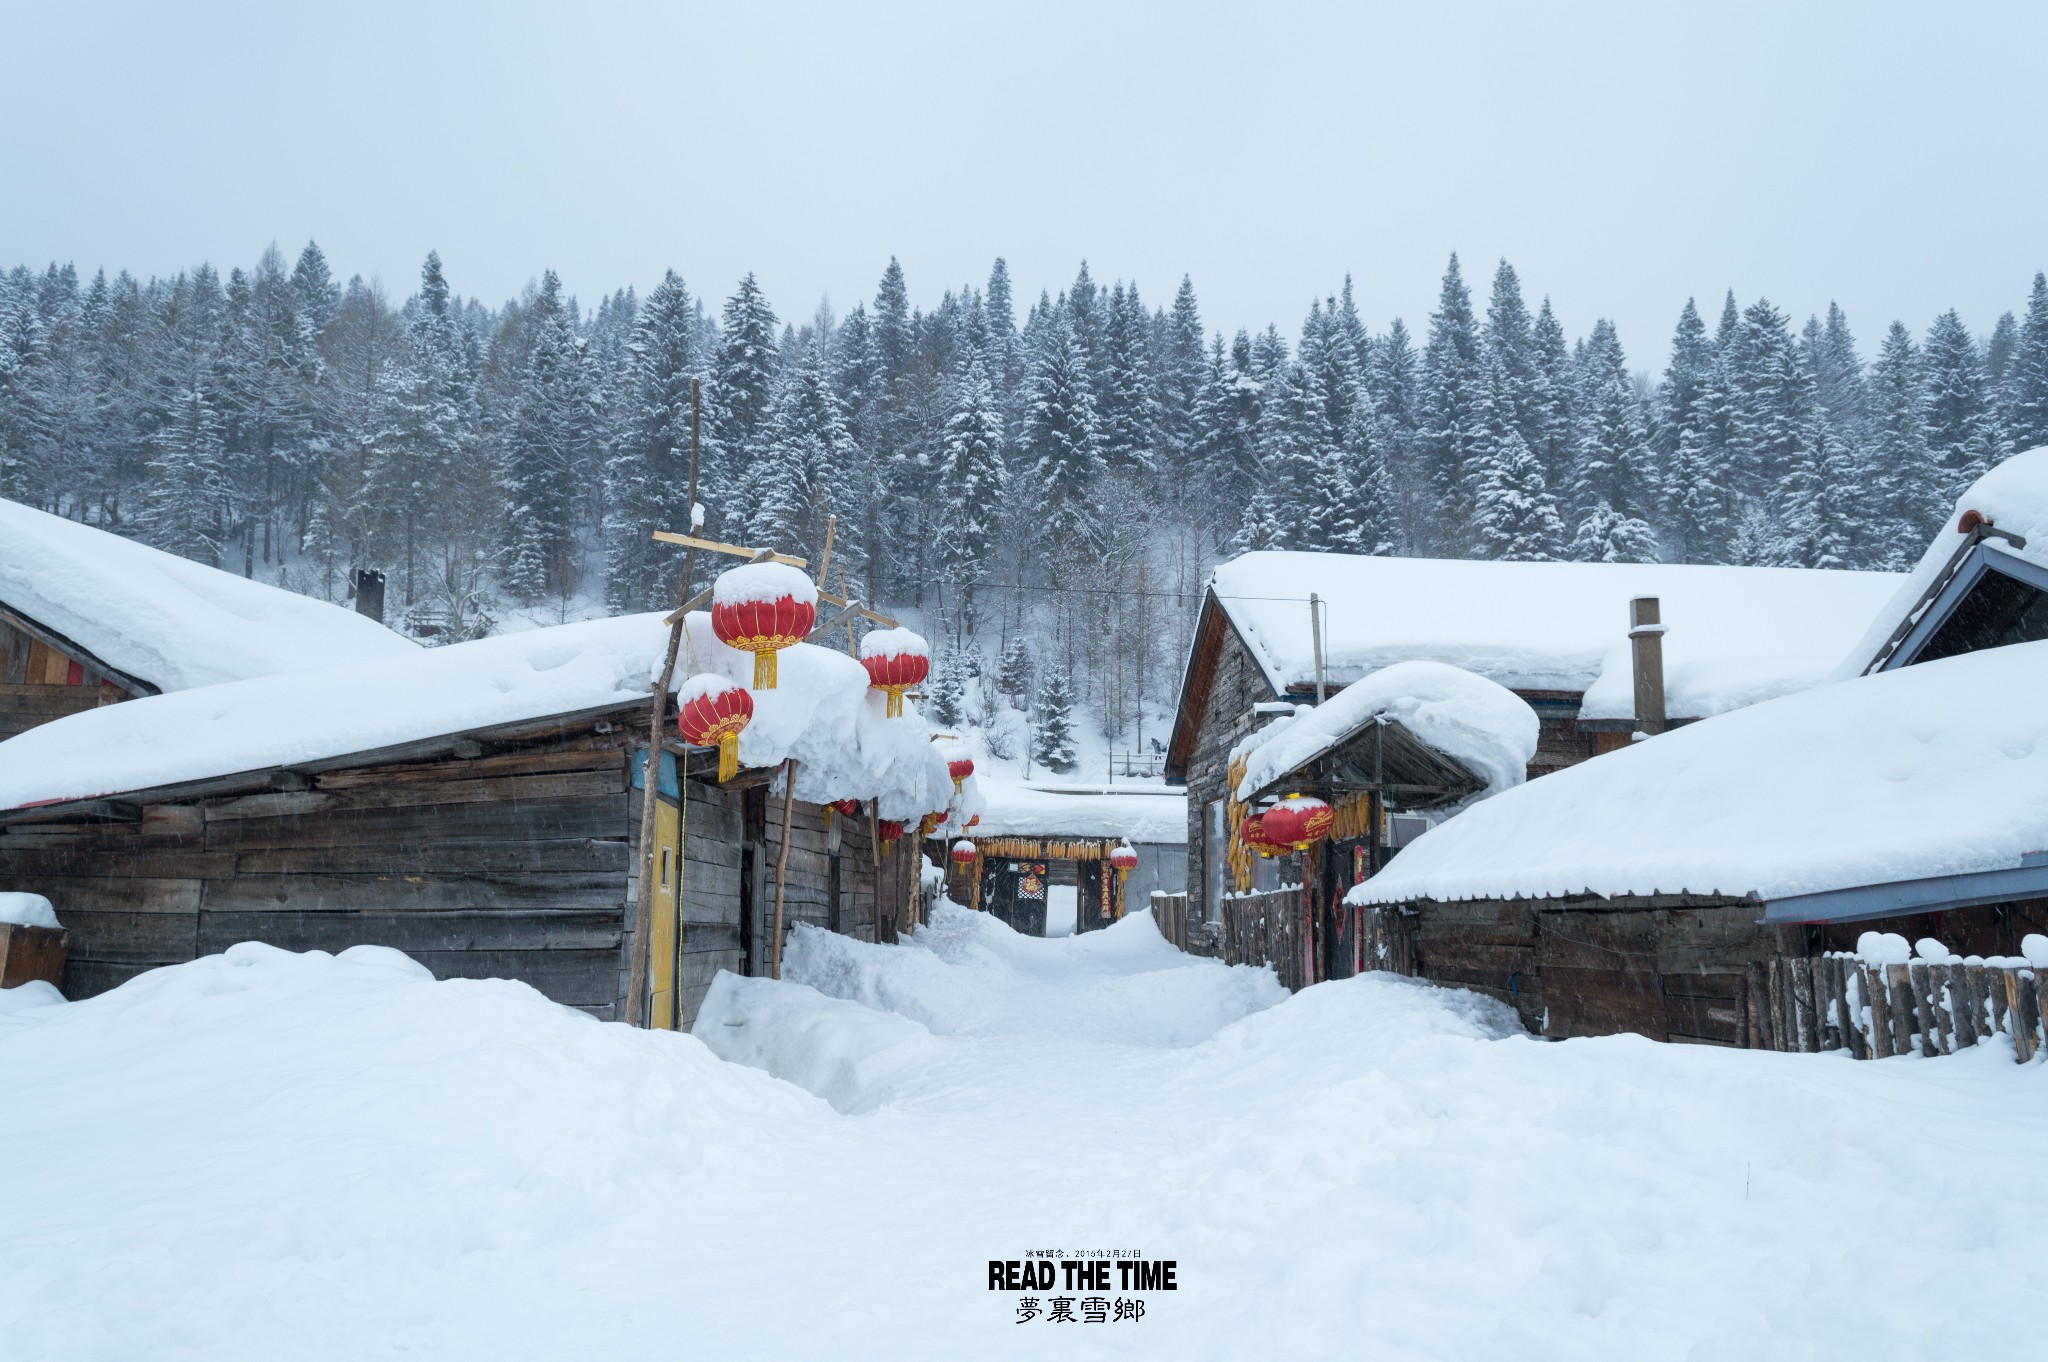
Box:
[0,892,59,928]
[0,495,418,692]
[0,979,64,1016]
[858,626,929,660]
[693,971,946,1114]
[1230,660,1537,800]
[1353,639,2048,906]
[971,780,1187,842]
[711,560,818,607]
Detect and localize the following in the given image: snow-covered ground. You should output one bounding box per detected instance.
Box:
[2,910,2043,1359]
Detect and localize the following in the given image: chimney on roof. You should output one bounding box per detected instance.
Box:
[351,568,386,625]
[1629,596,1666,737]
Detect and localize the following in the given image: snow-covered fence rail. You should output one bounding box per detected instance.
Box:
[1220,886,1310,990]
[1763,953,2045,1063]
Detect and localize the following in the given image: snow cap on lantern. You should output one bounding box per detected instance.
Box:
[949,839,978,865]
[936,738,974,792]
[859,626,930,718]
[1261,794,1334,851]
[676,673,753,782]
[711,562,818,689]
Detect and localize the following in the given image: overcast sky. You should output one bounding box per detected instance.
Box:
[6,1,2045,365]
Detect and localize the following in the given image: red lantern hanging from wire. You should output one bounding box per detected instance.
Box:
[710,562,818,690]
[1109,841,1139,903]
[859,627,930,718]
[950,839,978,866]
[676,674,754,782]
[1239,811,1281,858]
[1261,795,1335,851]
[832,798,861,818]
[878,819,905,843]
[946,753,975,792]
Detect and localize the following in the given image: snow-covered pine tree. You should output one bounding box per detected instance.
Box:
[289,241,339,338]
[1470,351,1564,561]
[501,271,585,601]
[2006,273,2048,454]
[1770,403,1862,569]
[1156,276,1206,472]
[997,635,1034,705]
[710,273,781,503]
[142,383,229,562]
[749,337,862,569]
[1021,312,1105,565]
[1566,320,1658,557]
[1031,659,1078,773]
[936,356,1007,630]
[602,270,701,611]
[1865,320,1938,551]
[1415,254,1486,553]
[1921,308,1996,500]
[1483,259,1536,446]
[1523,299,1575,493]
[1098,282,1156,470]
[1335,399,1398,556]
[1724,300,1806,509]
[925,648,967,728]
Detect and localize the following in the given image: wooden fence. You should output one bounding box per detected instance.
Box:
[1218,886,1311,992]
[1763,953,2045,1062]
[1149,892,1190,951]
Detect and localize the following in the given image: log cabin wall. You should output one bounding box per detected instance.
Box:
[0,726,636,1016]
[0,611,130,740]
[1179,623,1282,925]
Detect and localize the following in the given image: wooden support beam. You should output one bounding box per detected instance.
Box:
[651,530,806,569]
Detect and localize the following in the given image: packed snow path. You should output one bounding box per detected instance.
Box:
[1,908,2043,1360]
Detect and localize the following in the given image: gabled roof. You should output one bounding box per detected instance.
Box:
[1350,640,2048,919]
[1167,552,1902,777]
[0,613,955,822]
[1851,447,2048,676]
[0,498,417,692]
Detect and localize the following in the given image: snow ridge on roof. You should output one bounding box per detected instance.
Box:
[1229,661,1538,802]
[1350,639,2048,908]
[0,612,957,821]
[971,781,1188,843]
[0,497,418,691]
[1208,551,1901,720]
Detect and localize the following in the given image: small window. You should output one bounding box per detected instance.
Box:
[659,847,674,892]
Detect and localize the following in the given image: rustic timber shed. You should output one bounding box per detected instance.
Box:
[0,496,417,740]
[947,784,1186,935]
[0,612,956,1026]
[1349,633,2048,1047]
[1164,551,1903,930]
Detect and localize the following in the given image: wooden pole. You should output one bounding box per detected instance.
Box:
[626,380,703,1028]
[1310,593,1326,705]
[770,759,797,980]
[1629,597,1666,737]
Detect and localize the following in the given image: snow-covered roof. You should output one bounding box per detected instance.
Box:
[971,781,1187,844]
[1349,639,2048,909]
[0,497,419,691]
[0,612,956,820]
[1208,552,1902,722]
[1839,446,2048,677]
[1230,661,1537,802]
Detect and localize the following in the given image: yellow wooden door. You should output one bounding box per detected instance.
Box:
[650,800,681,1030]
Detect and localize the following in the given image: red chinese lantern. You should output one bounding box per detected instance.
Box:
[950,839,978,866]
[919,810,946,839]
[878,819,905,843]
[859,627,930,718]
[1109,844,1139,872]
[947,754,975,792]
[1239,811,1280,858]
[676,674,753,782]
[832,798,861,818]
[711,563,818,689]
[965,813,980,830]
[1262,795,1335,851]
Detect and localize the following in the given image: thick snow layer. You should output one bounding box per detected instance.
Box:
[1353,639,2048,906]
[1210,551,1901,721]
[710,560,818,607]
[1230,660,1537,800]
[858,625,929,660]
[1837,445,2048,678]
[970,778,1187,843]
[0,892,60,928]
[3,916,2043,1359]
[0,496,418,691]
[0,613,955,821]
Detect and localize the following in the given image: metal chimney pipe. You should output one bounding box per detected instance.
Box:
[352,568,387,625]
[1629,596,1666,737]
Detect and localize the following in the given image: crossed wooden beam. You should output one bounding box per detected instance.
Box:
[653,517,900,638]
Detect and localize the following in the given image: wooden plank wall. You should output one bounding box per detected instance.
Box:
[622,774,893,1029]
[0,613,127,740]
[1181,625,1281,924]
[0,736,634,1015]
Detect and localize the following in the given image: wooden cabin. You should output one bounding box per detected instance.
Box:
[0,613,949,1027]
[0,496,416,741]
[1164,551,1902,932]
[1345,459,2048,1052]
[942,785,1185,936]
